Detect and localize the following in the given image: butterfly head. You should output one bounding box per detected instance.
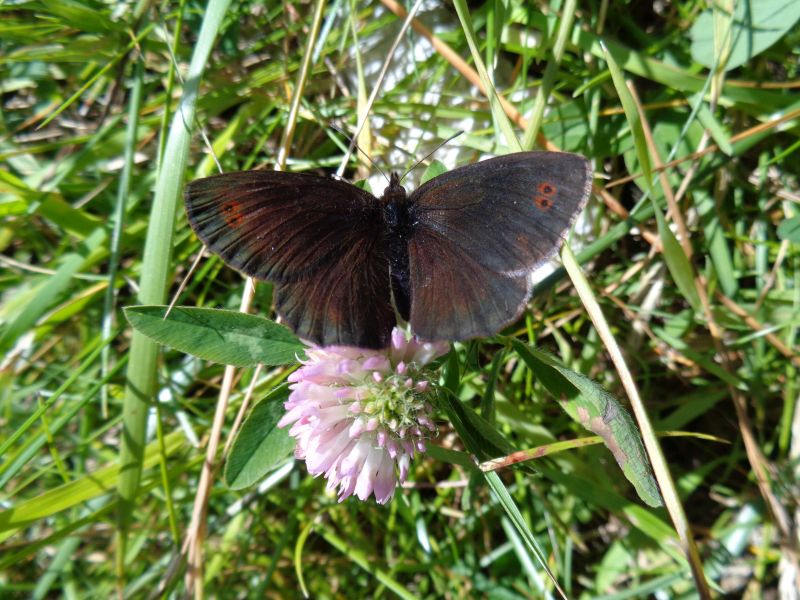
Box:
[382,172,407,206]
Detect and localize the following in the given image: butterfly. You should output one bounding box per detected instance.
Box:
[184,151,592,349]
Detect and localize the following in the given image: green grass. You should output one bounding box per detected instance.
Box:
[2,0,799,597]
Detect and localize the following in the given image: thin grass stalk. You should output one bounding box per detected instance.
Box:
[155,0,188,172]
[348,8,371,177]
[101,57,144,418]
[380,0,558,149]
[317,525,418,600]
[0,334,110,460]
[484,472,565,599]
[276,0,329,172]
[0,353,126,492]
[446,3,577,591]
[452,0,519,151]
[39,24,155,130]
[115,0,233,585]
[336,0,424,176]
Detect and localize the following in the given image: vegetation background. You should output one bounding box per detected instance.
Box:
[1,0,799,597]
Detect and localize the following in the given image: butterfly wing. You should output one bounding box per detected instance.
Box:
[406,152,592,341]
[184,170,395,348]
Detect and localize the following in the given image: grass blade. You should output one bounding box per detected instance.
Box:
[116,0,233,563]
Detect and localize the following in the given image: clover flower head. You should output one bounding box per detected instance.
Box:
[278,328,449,504]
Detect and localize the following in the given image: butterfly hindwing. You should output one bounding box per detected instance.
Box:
[406,152,592,341]
[273,230,396,349]
[407,226,530,340]
[184,170,396,348]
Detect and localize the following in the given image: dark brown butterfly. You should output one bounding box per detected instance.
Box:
[184,151,592,349]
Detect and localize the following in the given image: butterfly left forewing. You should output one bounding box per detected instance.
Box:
[184,170,396,348]
[185,170,379,283]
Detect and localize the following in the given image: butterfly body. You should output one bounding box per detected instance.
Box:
[185,152,592,349]
[381,173,414,322]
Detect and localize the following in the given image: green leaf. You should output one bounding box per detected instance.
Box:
[435,389,514,462]
[777,215,800,243]
[688,92,733,156]
[442,349,460,395]
[0,227,106,353]
[420,160,447,185]
[353,179,372,193]
[224,385,296,490]
[29,0,121,33]
[426,445,476,471]
[652,206,702,311]
[124,305,304,367]
[452,0,521,151]
[695,189,738,297]
[511,342,663,507]
[118,0,231,532]
[690,0,800,71]
[572,29,789,112]
[601,41,653,194]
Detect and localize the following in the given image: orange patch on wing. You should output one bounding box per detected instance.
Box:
[537,182,557,196]
[221,199,245,227]
[534,196,553,211]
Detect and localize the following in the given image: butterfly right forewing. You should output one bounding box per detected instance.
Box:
[405,152,592,342]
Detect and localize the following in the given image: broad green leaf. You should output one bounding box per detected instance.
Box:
[690,0,800,71]
[512,342,662,507]
[420,159,447,185]
[124,305,304,367]
[777,215,800,243]
[225,385,296,490]
[653,205,702,311]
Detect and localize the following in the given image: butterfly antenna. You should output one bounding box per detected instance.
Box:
[330,124,390,184]
[399,130,464,183]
